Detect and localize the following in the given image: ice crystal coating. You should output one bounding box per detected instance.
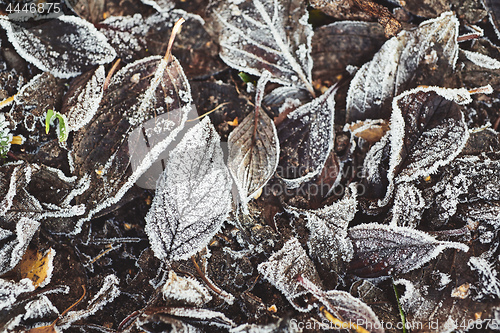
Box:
[0,16,116,78]
[346,12,459,121]
[59,275,120,329]
[210,0,315,95]
[145,117,232,261]
[63,65,105,132]
[390,183,425,228]
[468,256,500,300]
[71,55,193,233]
[349,223,469,277]
[277,85,336,188]
[286,184,357,270]
[162,271,212,306]
[299,276,384,333]
[257,237,322,312]
[0,278,35,311]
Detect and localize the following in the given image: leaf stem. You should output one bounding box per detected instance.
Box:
[393,281,407,333]
[164,18,185,63]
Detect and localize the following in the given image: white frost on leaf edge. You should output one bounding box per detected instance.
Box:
[162,271,212,306]
[70,56,192,235]
[461,49,500,70]
[379,85,472,207]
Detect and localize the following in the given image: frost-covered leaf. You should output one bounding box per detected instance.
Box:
[0,16,116,78]
[348,223,469,277]
[0,278,35,311]
[461,49,500,70]
[71,51,193,233]
[365,86,470,207]
[257,237,322,312]
[140,0,175,14]
[311,21,386,82]
[428,154,500,226]
[58,275,120,329]
[298,276,384,333]
[61,65,105,133]
[346,12,459,122]
[10,72,66,131]
[483,0,500,39]
[286,184,357,272]
[209,0,315,95]
[162,270,212,306]
[145,117,232,262]
[228,72,279,206]
[139,307,235,330]
[468,256,500,300]
[390,182,426,228]
[276,85,336,188]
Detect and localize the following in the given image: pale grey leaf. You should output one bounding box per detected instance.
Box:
[346,11,459,122]
[145,117,232,261]
[210,0,315,95]
[461,49,500,69]
[0,278,35,311]
[257,237,322,312]
[228,72,279,205]
[0,16,116,78]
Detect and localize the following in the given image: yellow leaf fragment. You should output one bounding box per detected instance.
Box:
[19,248,55,288]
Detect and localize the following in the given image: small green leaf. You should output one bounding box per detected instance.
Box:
[54,113,68,142]
[45,109,69,142]
[45,109,54,134]
[238,72,256,84]
[393,281,407,333]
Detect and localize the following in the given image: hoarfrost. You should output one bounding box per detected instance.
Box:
[63,65,105,132]
[0,217,40,276]
[0,278,35,311]
[286,184,357,269]
[391,183,425,228]
[0,16,116,78]
[59,275,120,329]
[23,295,59,322]
[298,276,384,333]
[154,307,235,329]
[349,223,469,276]
[377,86,470,207]
[468,256,500,299]
[145,117,232,261]
[162,271,212,306]
[257,237,322,312]
[346,12,459,121]
[277,85,336,188]
[462,49,500,69]
[211,0,315,95]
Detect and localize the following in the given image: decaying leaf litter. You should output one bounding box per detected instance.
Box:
[0,0,500,332]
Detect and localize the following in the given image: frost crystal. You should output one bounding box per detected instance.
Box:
[391,183,425,228]
[0,278,35,311]
[162,271,212,306]
[63,66,105,132]
[145,117,232,261]
[0,16,116,78]
[462,49,500,69]
[257,237,322,312]
[211,0,315,95]
[468,256,500,300]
